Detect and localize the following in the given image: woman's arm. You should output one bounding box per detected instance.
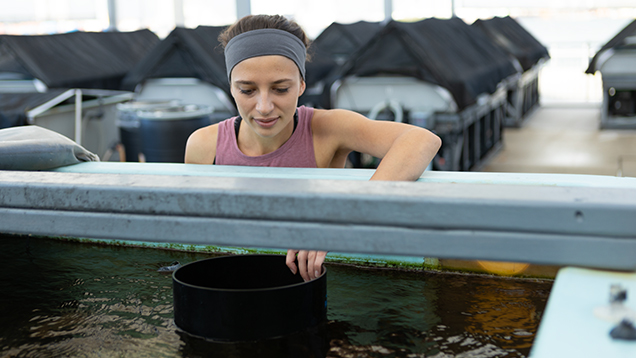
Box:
[289,109,441,281]
[313,108,442,180]
[368,124,441,181]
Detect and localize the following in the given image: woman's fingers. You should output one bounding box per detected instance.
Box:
[286,249,299,274]
[313,251,327,278]
[306,250,317,280]
[287,250,328,281]
[297,250,309,281]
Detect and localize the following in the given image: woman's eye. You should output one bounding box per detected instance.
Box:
[239,88,253,95]
[274,88,289,94]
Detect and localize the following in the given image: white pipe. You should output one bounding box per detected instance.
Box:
[368,100,404,123]
[26,89,75,123]
[75,89,83,145]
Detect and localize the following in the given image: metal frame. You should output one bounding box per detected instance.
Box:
[24,89,134,158]
[0,168,635,271]
[433,84,507,171]
[26,89,134,143]
[503,62,543,127]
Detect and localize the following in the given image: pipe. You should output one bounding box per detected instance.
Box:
[367,100,404,123]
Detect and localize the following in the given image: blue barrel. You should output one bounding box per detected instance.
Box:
[136,104,213,163]
[116,100,179,162]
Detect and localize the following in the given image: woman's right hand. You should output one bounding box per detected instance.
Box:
[286,249,327,282]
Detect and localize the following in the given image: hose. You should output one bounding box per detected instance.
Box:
[367,100,404,123]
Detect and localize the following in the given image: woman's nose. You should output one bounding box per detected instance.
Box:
[256,92,274,115]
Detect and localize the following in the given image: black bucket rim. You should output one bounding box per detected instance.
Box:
[172,254,327,293]
[172,254,328,342]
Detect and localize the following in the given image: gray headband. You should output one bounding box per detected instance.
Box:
[224,28,306,82]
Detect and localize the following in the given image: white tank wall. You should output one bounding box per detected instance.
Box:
[598,49,636,76]
[136,78,236,116]
[332,76,457,114]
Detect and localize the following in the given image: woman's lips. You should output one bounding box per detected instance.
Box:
[254,117,279,128]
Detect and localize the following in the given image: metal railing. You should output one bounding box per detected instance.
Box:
[0,163,635,271]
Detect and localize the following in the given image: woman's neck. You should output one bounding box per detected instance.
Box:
[237,119,295,156]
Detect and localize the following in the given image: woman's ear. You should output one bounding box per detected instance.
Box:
[298,78,306,97]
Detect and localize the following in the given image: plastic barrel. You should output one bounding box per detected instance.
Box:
[172,254,327,342]
[116,100,179,162]
[136,104,213,163]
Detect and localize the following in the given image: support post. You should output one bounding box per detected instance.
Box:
[383,0,392,25]
[236,0,251,19]
[174,0,185,27]
[107,0,117,31]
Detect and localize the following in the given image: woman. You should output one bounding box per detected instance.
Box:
[185,15,441,282]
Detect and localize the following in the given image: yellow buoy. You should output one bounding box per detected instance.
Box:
[476,260,530,276]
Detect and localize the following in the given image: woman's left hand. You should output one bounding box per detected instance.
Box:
[286,249,327,282]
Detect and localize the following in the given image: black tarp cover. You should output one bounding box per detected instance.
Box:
[334,18,519,111]
[305,21,383,87]
[472,16,549,72]
[0,90,68,128]
[0,30,159,90]
[121,26,230,96]
[312,21,383,60]
[304,46,338,88]
[586,19,636,74]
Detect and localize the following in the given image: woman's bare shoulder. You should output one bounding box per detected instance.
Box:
[311,108,365,131]
[184,123,219,164]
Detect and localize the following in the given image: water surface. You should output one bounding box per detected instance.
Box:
[0,235,552,357]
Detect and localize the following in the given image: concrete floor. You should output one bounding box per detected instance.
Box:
[481,104,636,177]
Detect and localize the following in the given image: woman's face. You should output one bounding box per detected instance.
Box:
[230,55,306,140]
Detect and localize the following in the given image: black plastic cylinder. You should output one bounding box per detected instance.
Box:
[116,100,179,162]
[137,104,213,163]
[172,254,327,342]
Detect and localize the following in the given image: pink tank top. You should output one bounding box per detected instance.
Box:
[215,106,317,167]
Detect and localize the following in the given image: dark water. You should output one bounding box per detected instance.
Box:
[0,235,552,357]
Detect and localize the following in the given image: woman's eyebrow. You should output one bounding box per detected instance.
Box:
[272,79,293,84]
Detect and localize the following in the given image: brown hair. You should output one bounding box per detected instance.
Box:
[219,15,311,59]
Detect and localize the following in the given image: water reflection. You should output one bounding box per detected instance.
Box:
[433,273,550,357]
[0,235,188,357]
[0,235,552,357]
